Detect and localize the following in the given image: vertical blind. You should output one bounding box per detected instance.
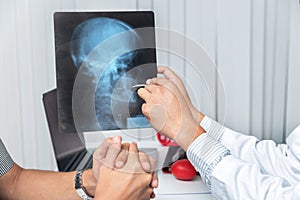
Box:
[0,0,299,170]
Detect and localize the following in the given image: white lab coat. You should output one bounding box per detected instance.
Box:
[209,121,300,199]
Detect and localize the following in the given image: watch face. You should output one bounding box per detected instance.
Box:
[76,188,91,199]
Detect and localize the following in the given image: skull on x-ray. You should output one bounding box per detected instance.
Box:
[70,17,147,130]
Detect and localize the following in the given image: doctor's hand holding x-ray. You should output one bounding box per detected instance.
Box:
[138,66,300,200]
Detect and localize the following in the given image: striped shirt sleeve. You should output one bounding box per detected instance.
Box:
[200,116,226,142]
[0,139,14,177]
[187,133,230,189]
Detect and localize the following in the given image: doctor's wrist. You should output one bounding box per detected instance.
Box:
[175,121,205,151]
[195,111,205,125]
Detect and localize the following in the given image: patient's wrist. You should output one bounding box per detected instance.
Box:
[82,169,96,197]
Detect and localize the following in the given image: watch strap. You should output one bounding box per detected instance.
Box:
[75,170,93,200]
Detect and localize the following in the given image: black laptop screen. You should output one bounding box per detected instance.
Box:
[42,89,85,160]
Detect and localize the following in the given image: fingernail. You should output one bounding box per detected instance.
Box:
[146,79,151,85]
[115,161,124,168]
[113,136,120,144]
[132,142,138,147]
[143,162,151,171]
[152,179,158,188]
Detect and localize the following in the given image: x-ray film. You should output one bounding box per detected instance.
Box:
[54,12,157,133]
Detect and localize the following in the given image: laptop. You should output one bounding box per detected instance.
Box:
[43,89,93,172]
[43,89,159,171]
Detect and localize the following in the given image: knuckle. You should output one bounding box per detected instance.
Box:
[155,87,161,94]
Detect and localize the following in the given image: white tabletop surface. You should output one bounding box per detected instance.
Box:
[154,173,214,199]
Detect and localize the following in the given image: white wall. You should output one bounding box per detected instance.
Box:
[0,0,300,170]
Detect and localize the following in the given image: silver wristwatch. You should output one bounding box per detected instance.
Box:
[75,170,94,200]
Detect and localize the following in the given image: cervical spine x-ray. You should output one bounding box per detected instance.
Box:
[54,12,157,133]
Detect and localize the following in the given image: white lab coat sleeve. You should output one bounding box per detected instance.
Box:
[187,133,300,200]
[200,116,300,184]
[211,155,300,200]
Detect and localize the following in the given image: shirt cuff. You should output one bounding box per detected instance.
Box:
[187,133,230,189]
[200,116,226,142]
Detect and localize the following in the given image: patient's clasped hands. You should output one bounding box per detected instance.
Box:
[92,136,158,200]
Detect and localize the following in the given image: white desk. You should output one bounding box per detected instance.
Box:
[154,173,214,200]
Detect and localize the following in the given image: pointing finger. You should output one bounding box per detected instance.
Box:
[137,88,151,102]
